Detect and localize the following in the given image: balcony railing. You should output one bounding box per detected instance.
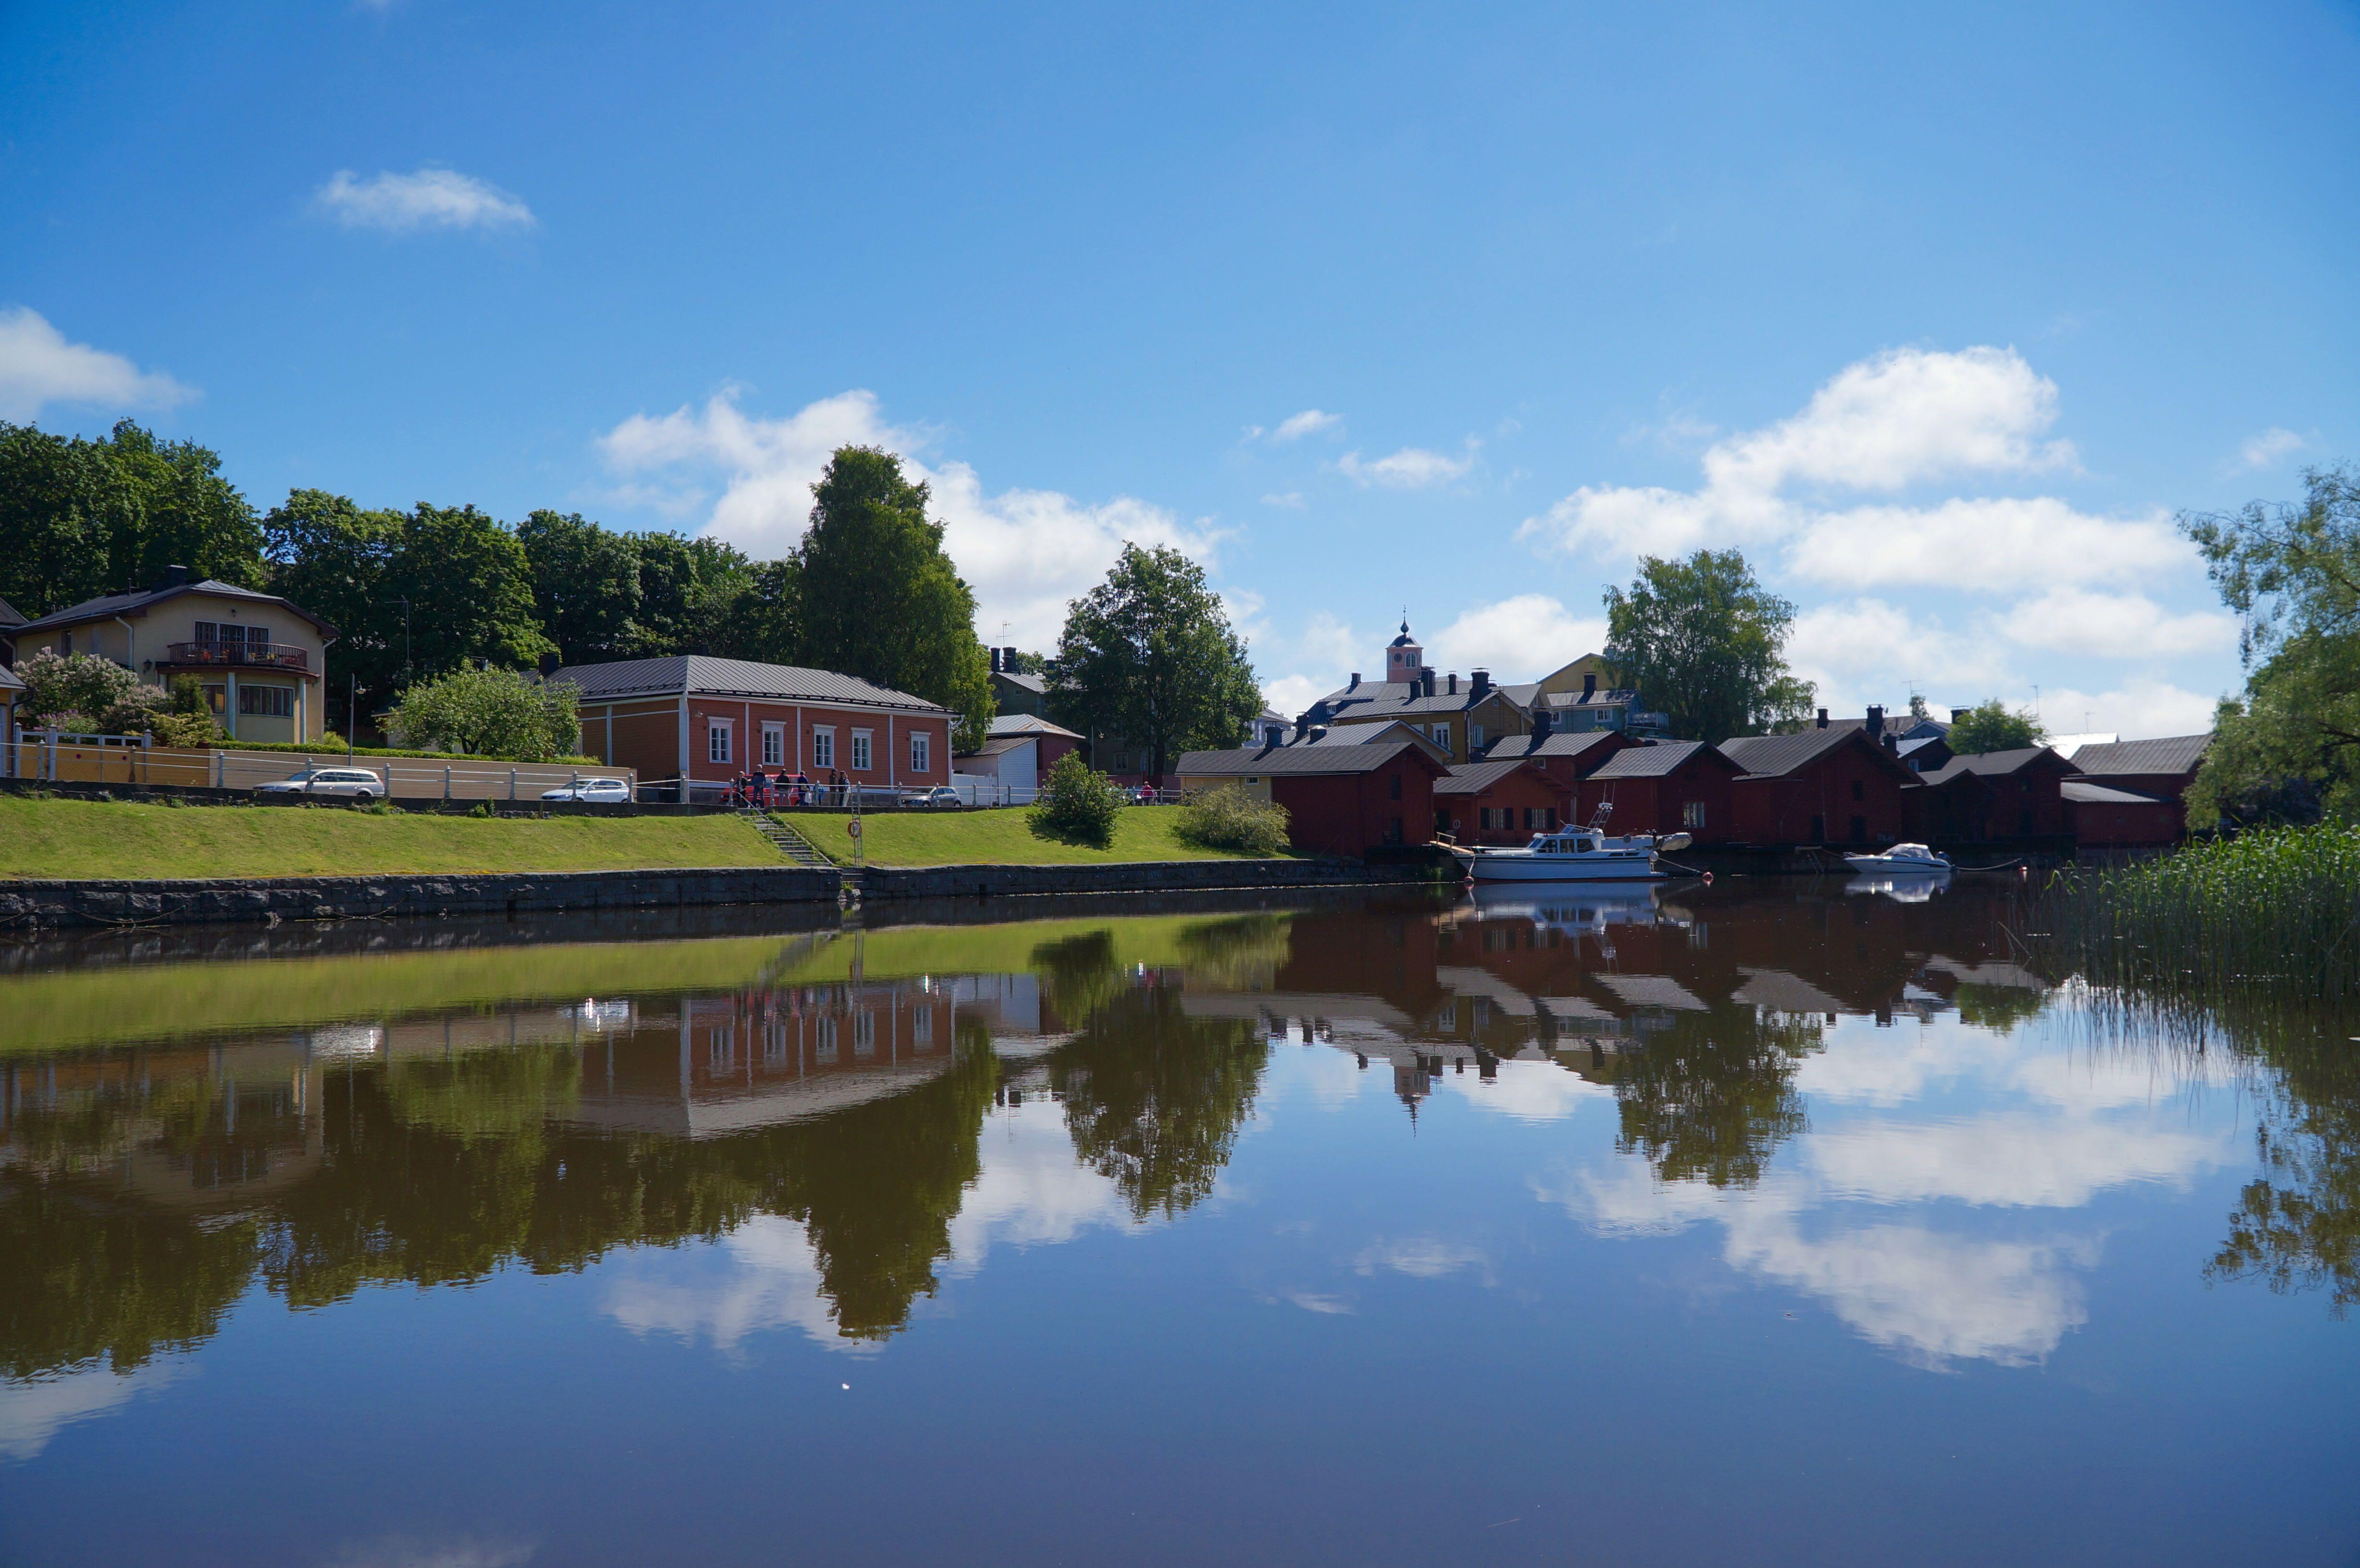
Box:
[161,642,309,671]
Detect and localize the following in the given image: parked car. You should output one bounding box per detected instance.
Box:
[541,777,633,803]
[257,767,384,800]
[899,785,964,809]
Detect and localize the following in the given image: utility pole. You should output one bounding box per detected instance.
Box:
[346,672,356,761]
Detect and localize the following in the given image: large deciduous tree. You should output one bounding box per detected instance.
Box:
[0,420,263,617]
[1602,549,1809,742]
[518,510,643,666]
[796,447,993,749]
[1051,544,1262,781]
[1946,699,2047,755]
[2182,466,2360,825]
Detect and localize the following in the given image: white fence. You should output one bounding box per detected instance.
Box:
[4,731,634,803]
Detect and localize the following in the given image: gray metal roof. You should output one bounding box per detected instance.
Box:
[13,578,336,636]
[1177,738,1437,776]
[1716,727,1856,777]
[551,655,946,712]
[0,662,23,691]
[992,669,1048,696]
[1480,730,1624,762]
[2067,735,2210,778]
[2062,779,2175,806]
[959,736,1033,759]
[0,596,25,629]
[1918,746,2072,784]
[1585,740,1734,779]
[1434,758,1543,796]
[987,713,1081,739]
[1328,686,1520,720]
[1317,679,1420,708]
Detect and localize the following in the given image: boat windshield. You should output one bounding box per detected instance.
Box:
[1889,843,1937,858]
[1528,832,1604,853]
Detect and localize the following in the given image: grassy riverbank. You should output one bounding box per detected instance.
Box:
[776,806,1287,867]
[2031,825,2360,1002]
[0,794,778,880]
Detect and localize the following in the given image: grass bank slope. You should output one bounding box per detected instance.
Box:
[783,806,1285,867]
[0,795,778,880]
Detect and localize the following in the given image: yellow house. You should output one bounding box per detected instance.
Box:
[8,567,338,743]
[1534,652,1622,702]
[0,662,21,742]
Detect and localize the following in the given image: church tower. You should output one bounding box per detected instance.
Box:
[1385,619,1423,684]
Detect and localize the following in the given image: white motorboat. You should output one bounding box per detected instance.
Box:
[1841,842,1951,874]
[1446,826,1690,883]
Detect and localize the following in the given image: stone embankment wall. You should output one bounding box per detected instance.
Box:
[0,868,844,928]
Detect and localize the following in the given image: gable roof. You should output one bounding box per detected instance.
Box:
[1585,740,1739,779]
[1434,758,1548,796]
[0,596,24,630]
[1718,726,1914,781]
[552,654,946,713]
[13,578,337,637]
[1919,746,2074,785]
[0,662,23,692]
[988,713,1081,740]
[2063,779,2176,807]
[959,735,1034,759]
[1328,685,1525,721]
[1178,737,1444,778]
[991,669,1048,697]
[1480,729,1626,763]
[2068,735,2210,778]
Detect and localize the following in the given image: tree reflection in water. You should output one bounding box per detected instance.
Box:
[1609,1006,1824,1189]
[2205,1029,2360,1316]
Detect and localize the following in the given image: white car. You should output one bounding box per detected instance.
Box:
[541,777,634,803]
[258,767,384,800]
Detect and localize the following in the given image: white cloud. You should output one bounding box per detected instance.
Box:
[2237,427,2306,470]
[1993,588,2235,659]
[2027,677,2223,742]
[1520,347,2183,595]
[1354,1237,1493,1282]
[1337,444,1475,490]
[1442,1058,1610,1121]
[598,388,1219,650]
[317,167,536,232]
[602,1214,865,1355]
[0,306,193,421]
[1261,674,1326,719]
[1423,595,1608,683]
[946,1100,1135,1269]
[1785,598,2011,713]
[1805,1115,2225,1209]
[0,1360,186,1462]
[1260,491,1305,508]
[1272,409,1342,442]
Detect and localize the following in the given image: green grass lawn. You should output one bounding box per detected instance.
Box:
[0,794,780,880]
[777,805,1288,866]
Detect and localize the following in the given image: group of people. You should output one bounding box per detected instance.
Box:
[725,769,851,808]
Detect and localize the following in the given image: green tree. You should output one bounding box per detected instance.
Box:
[2182,466,2360,824]
[1051,543,1262,778]
[1947,698,2047,754]
[264,489,401,733]
[518,510,643,666]
[388,665,581,760]
[1603,549,1807,741]
[796,448,994,748]
[629,532,757,656]
[0,420,262,617]
[387,504,554,677]
[1613,1007,1825,1189]
[702,555,802,665]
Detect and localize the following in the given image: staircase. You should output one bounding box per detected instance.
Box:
[746,809,836,869]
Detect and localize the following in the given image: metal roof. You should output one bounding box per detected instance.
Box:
[992,669,1048,696]
[551,654,946,712]
[1584,740,1734,779]
[987,713,1081,739]
[1480,730,1624,761]
[1177,738,1438,776]
[13,578,337,637]
[0,596,24,629]
[1433,758,1544,796]
[2067,735,2210,777]
[2062,780,2176,806]
[1328,686,1519,719]
[1716,727,1856,777]
[1918,746,2072,784]
[0,663,23,691]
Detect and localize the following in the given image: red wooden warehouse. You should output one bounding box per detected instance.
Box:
[1177,738,1447,856]
[1718,724,1918,846]
[1573,740,1744,844]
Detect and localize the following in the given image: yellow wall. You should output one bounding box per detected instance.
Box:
[21,589,330,741]
[1179,772,1274,802]
[1535,652,1620,700]
[1328,693,1526,763]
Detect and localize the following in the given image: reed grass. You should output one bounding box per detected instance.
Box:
[2029,826,2360,1002]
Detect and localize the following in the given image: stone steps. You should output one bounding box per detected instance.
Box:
[746,810,836,869]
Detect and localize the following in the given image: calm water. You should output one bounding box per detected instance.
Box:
[2,882,2356,1566]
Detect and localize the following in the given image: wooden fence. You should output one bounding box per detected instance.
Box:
[4,733,635,802]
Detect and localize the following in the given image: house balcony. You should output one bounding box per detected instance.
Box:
[159,642,310,672]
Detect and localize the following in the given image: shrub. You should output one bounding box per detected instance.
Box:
[148,676,224,748]
[1175,783,1291,856]
[12,649,162,735]
[389,666,580,761]
[1029,751,1124,848]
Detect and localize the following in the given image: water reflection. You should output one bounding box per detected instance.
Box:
[0,882,2351,1421]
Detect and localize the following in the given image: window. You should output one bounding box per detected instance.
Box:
[202,684,225,714]
[708,719,732,764]
[1682,800,1707,830]
[1850,779,1864,801]
[1432,723,1452,756]
[815,1015,838,1064]
[1524,807,1550,830]
[248,626,271,651]
[811,727,834,769]
[1115,751,1132,772]
[910,730,930,773]
[58,631,71,656]
[1470,723,1486,749]
[850,730,873,771]
[195,621,218,645]
[1389,772,1402,801]
[853,1011,876,1058]
[911,1008,933,1048]
[763,1022,788,1066]
[709,1025,735,1073]
[1481,807,1511,831]
[238,686,293,718]
[762,723,785,767]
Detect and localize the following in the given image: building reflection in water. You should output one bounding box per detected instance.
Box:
[3,882,2354,1398]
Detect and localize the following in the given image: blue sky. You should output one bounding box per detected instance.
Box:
[5,1,2355,737]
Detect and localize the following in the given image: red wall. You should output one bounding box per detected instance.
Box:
[1437,766,1564,845]
[1731,738,1911,845]
[583,695,952,794]
[1271,754,1438,856]
[2074,797,2184,846]
[1575,760,1737,842]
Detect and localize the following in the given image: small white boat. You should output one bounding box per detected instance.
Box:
[1841,842,1951,874]
[1446,826,1691,883]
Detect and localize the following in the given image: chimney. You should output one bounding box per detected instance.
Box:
[1294,712,1310,742]
[152,564,194,591]
[1582,672,1597,700]
[1420,669,1436,698]
[1002,646,1019,672]
[1470,668,1491,698]
[988,647,1001,674]
[1865,704,1884,741]
[1816,707,1829,729]
[1447,672,1459,696]
[1532,709,1553,739]
[1951,707,1971,724]
[1349,672,1361,690]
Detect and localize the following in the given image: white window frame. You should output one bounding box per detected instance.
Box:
[811,727,835,769]
[850,729,873,772]
[1470,723,1486,749]
[762,722,785,767]
[909,730,931,774]
[1432,723,1453,756]
[707,718,733,765]
[1683,799,1707,830]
